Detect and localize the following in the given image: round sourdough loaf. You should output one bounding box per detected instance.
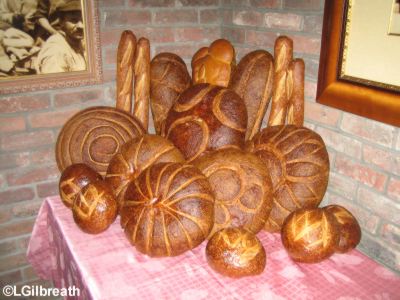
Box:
[194,148,273,238]
[164,83,247,162]
[281,207,340,263]
[246,125,329,232]
[206,227,266,278]
[120,162,215,257]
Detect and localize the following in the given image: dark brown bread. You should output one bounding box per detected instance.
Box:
[206,227,266,278]
[56,106,145,176]
[105,134,184,206]
[281,208,340,263]
[323,205,361,253]
[120,162,215,257]
[287,58,305,126]
[150,52,191,134]
[164,83,247,162]
[73,180,118,234]
[194,148,273,238]
[229,50,274,141]
[246,125,330,232]
[59,163,102,208]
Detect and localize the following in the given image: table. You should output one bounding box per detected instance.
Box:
[27,196,400,300]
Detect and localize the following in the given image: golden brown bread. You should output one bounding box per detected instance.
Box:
[191,39,235,87]
[105,134,184,206]
[59,163,102,208]
[150,52,191,134]
[73,180,118,234]
[206,227,266,278]
[229,50,274,141]
[193,148,273,238]
[268,36,293,126]
[323,205,361,253]
[164,83,247,162]
[133,37,151,131]
[56,106,145,176]
[287,58,305,126]
[246,125,329,232]
[116,30,136,113]
[120,162,215,257]
[281,208,340,263]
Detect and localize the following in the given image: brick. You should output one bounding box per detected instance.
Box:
[335,155,387,191]
[292,35,320,55]
[54,89,104,107]
[0,94,50,113]
[30,147,55,165]
[387,178,400,202]
[37,181,59,198]
[0,187,35,205]
[7,164,59,186]
[104,84,116,102]
[304,101,341,126]
[250,0,281,8]
[341,113,395,148]
[0,209,12,223]
[174,27,220,42]
[396,130,400,151]
[22,266,39,282]
[155,44,202,60]
[0,270,22,286]
[29,109,79,129]
[363,145,400,175]
[283,0,321,10]
[381,223,400,248]
[102,28,176,46]
[303,57,320,79]
[104,10,151,27]
[221,9,233,24]
[0,130,54,152]
[221,27,246,44]
[12,200,43,218]
[233,10,264,26]
[178,0,219,5]
[304,80,317,99]
[102,68,116,83]
[358,187,400,224]
[200,9,220,24]
[303,121,316,130]
[127,0,174,6]
[265,13,303,31]
[222,0,250,6]
[304,14,323,34]
[246,30,278,48]
[154,10,198,24]
[327,172,358,200]
[0,152,30,170]
[105,47,117,65]
[16,236,31,251]
[0,240,17,257]
[316,127,362,159]
[0,116,25,133]
[0,252,28,272]
[0,218,35,239]
[99,0,124,6]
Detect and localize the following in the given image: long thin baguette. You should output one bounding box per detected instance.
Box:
[287,58,305,126]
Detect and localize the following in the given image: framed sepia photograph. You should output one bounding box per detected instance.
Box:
[317,0,400,127]
[389,0,400,35]
[0,0,102,95]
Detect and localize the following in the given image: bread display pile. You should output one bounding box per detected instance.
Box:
[55,31,361,278]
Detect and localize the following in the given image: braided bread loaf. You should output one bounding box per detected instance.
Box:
[120,162,215,257]
[246,125,329,232]
[164,83,247,162]
[194,148,273,238]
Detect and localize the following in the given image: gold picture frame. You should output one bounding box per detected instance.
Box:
[0,0,102,95]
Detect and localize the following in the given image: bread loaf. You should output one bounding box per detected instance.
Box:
[194,148,273,238]
[59,163,102,208]
[164,83,247,162]
[105,134,184,206]
[191,39,235,87]
[281,208,340,263]
[133,37,151,131]
[268,36,293,126]
[121,162,215,257]
[246,125,329,232]
[323,205,361,253]
[229,50,274,140]
[150,52,191,134]
[287,58,305,126]
[73,180,118,234]
[116,30,136,113]
[206,227,266,278]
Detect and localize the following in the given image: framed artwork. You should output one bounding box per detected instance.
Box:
[0,0,102,95]
[317,0,400,127]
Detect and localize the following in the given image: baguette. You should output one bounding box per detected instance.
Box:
[287,58,305,126]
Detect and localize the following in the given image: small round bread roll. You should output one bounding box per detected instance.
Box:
[59,163,102,208]
[281,208,340,263]
[73,180,118,234]
[323,205,361,253]
[206,227,266,278]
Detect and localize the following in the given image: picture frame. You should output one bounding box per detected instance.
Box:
[317,0,400,127]
[0,0,102,95]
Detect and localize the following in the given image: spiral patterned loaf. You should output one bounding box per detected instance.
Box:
[150,52,191,135]
[281,208,340,263]
[206,227,266,278]
[164,83,247,162]
[120,162,215,257]
[56,106,145,176]
[105,134,184,206]
[246,125,330,232]
[194,148,273,238]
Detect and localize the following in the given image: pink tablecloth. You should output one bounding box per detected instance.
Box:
[27,196,400,300]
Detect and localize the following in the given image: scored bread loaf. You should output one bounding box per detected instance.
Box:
[164,83,247,162]
[191,39,235,87]
[287,58,305,126]
[120,162,215,257]
[229,50,274,140]
[150,52,191,134]
[246,125,330,232]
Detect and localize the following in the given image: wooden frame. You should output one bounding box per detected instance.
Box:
[0,0,102,95]
[317,0,400,127]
